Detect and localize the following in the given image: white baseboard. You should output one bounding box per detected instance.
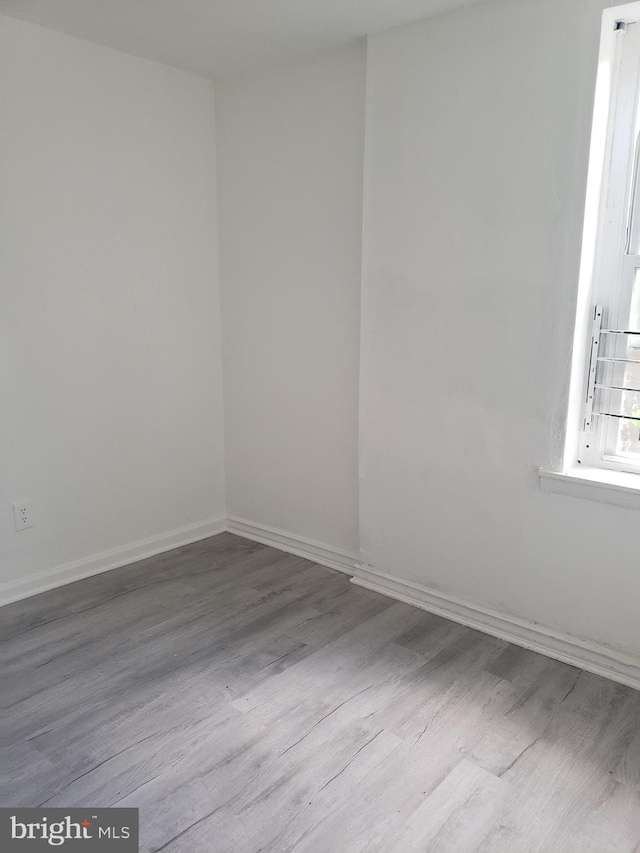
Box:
[5,512,638,692]
[1,517,226,605]
[226,516,358,576]
[351,565,640,691]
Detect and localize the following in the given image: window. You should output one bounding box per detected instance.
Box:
[567,3,640,479]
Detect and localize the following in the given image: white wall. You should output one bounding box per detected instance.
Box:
[360,0,640,656]
[216,43,365,556]
[3,1,638,667]
[1,17,225,596]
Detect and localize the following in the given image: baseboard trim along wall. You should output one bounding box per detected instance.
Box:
[226,516,359,575]
[1,517,226,605]
[351,565,640,692]
[225,520,639,690]
[4,516,638,692]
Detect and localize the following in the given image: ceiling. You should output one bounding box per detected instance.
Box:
[1,0,485,79]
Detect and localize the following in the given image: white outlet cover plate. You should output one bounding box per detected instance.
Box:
[13,500,34,530]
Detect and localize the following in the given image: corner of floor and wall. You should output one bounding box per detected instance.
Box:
[2,2,639,693]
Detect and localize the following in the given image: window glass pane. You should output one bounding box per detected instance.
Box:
[617,268,640,456]
[630,146,640,254]
[629,95,640,254]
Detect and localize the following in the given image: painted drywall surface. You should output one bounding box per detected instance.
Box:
[360,0,640,656]
[1,18,225,587]
[216,44,365,555]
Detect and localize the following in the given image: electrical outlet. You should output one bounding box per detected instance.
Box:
[13,500,34,531]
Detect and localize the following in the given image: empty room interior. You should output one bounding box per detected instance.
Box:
[2,0,640,850]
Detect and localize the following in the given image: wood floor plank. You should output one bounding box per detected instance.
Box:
[4,532,639,852]
[383,759,511,853]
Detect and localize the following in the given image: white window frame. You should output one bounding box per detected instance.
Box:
[562,3,640,491]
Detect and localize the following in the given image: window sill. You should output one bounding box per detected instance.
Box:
[539,467,640,510]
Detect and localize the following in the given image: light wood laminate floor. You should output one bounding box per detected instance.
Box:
[5,533,640,852]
